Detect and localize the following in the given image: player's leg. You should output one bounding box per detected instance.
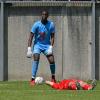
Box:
[43,45,56,82]
[31,54,40,79]
[30,45,41,85]
[30,53,40,85]
[46,54,56,82]
[78,80,96,90]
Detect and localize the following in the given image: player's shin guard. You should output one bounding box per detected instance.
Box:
[32,60,39,79]
[50,63,56,82]
[50,63,55,75]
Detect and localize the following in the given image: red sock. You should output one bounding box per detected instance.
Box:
[83,84,92,90]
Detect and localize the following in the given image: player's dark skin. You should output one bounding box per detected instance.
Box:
[28,11,55,65]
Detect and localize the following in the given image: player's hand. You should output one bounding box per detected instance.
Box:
[47,45,53,55]
[27,47,32,58]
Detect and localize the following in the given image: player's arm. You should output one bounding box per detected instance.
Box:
[28,32,34,47]
[50,22,55,46]
[50,32,55,46]
[47,22,55,55]
[27,32,34,58]
[27,22,37,58]
[47,32,55,55]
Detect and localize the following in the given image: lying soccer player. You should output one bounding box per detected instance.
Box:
[45,79,96,90]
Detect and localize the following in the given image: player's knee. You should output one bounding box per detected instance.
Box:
[49,58,55,64]
[34,53,40,61]
[47,55,55,64]
[50,61,55,64]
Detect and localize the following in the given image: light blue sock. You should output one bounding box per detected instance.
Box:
[50,64,55,75]
[32,61,39,78]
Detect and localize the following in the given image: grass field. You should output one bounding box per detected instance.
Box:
[0,81,100,100]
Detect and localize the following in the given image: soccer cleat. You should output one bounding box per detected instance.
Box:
[51,75,56,83]
[76,81,81,90]
[30,80,35,86]
[51,79,56,83]
[91,79,97,90]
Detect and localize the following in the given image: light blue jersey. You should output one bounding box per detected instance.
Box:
[31,20,55,45]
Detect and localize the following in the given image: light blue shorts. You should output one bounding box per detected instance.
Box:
[32,43,52,55]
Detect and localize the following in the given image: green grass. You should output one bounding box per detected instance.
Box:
[0,81,100,100]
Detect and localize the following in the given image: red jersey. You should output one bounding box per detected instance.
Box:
[52,79,78,90]
[52,79,92,90]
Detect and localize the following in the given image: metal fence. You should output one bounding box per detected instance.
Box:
[0,0,97,1]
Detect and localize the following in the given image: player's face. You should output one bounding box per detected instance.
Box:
[41,11,48,21]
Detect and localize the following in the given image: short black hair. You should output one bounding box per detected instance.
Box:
[41,10,49,15]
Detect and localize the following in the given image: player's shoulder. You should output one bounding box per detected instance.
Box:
[34,20,41,25]
[48,20,55,27]
[48,20,54,24]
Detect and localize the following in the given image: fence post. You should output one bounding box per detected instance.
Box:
[91,1,95,80]
[0,1,4,81]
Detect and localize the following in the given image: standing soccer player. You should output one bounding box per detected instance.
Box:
[27,10,56,86]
